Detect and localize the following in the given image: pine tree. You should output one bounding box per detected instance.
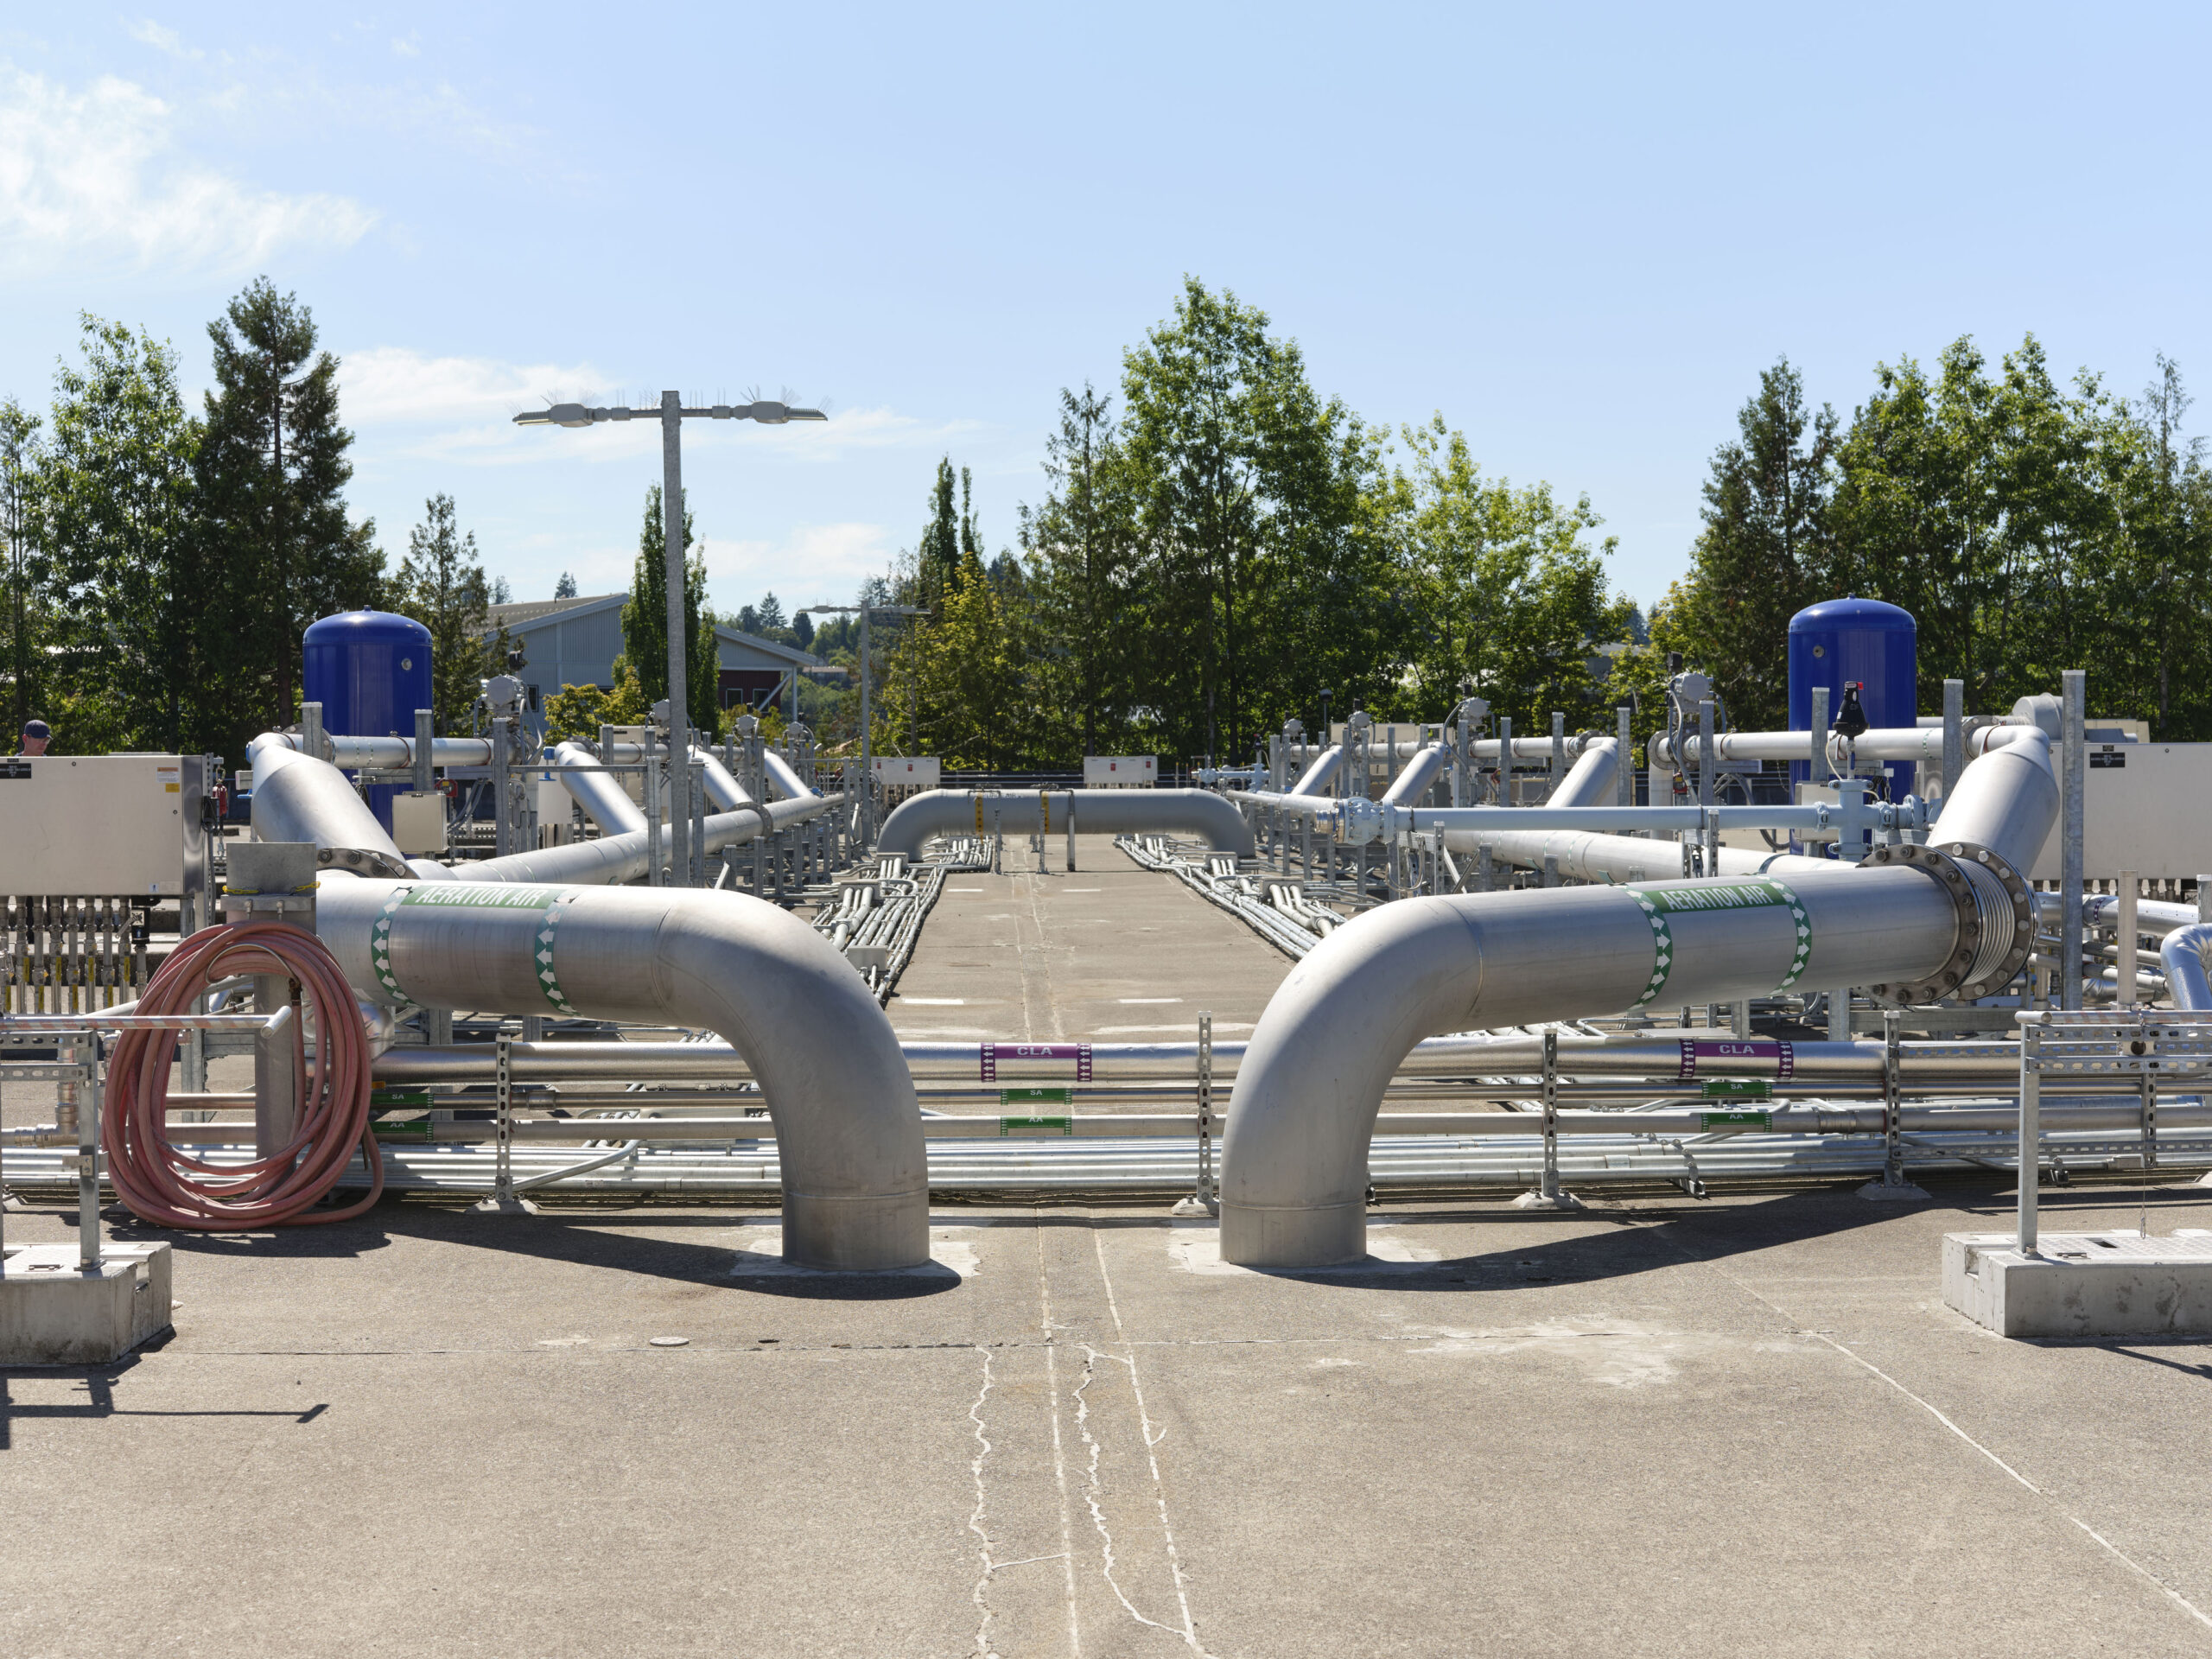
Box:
[195,278,381,753]
[390,494,496,734]
[917,458,959,598]
[2,399,42,741]
[620,484,719,732]
[554,570,578,600]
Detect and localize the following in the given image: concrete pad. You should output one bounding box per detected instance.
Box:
[1944,1230,2212,1337]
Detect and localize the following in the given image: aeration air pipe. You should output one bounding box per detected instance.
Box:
[874,788,1255,859]
[1652,724,2031,768]
[550,740,646,835]
[250,739,832,888]
[1218,731,2058,1267]
[315,878,927,1268]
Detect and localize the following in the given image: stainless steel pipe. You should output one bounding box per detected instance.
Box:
[1219,732,2061,1267]
[315,878,927,1268]
[874,788,1255,859]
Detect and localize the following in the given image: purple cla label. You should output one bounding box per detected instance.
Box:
[1677,1039,1794,1082]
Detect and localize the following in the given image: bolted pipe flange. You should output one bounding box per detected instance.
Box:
[1861,842,1978,1005]
[1938,838,2037,997]
[1859,840,2036,1006]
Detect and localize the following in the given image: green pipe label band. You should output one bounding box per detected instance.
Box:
[1628,877,1812,1008]
[370,886,416,1007]
[531,893,580,1015]
[369,885,580,1014]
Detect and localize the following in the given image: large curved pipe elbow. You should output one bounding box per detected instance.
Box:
[874,788,1255,860]
[1380,744,1449,807]
[315,879,927,1268]
[1935,726,2057,871]
[247,734,412,877]
[1545,737,1617,807]
[551,741,646,836]
[1288,745,1344,797]
[1221,864,1962,1267]
[762,750,818,800]
[693,748,756,810]
[2163,925,2212,1010]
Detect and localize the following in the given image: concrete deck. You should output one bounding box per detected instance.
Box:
[9,842,2212,1654]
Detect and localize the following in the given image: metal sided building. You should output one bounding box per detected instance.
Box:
[487,594,824,715]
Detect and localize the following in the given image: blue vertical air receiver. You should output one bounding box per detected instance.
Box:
[302,610,434,832]
[1787,596,1917,798]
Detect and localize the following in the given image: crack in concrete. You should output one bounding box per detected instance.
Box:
[1091,1230,1215,1656]
[967,1344,999,1658]
[1038,1219,1084,1657]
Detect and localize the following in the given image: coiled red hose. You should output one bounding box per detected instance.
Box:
[102,918,384,1229]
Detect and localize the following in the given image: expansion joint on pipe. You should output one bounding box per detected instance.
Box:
[1859,841,2035,1005]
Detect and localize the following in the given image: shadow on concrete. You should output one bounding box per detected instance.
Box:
[1231,1184,1993,1288]
[0,1342,327,1452]
[367,1203,963,1301]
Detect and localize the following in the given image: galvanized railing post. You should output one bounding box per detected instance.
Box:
[2018,1015,2042,1254]
[1541,1028,1560,1201]
[1882,1008,1904,1186]
[495,1033,514,1202]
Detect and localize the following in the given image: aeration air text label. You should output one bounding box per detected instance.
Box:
[999,1114,1073,1135]
[1628,877,1811,1008]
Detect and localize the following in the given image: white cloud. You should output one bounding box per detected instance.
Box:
[339,346,602,426]
[391,34,422,59]
[0,65,373,272]
[125,20,201,60]
[340,355,990,472]
[707,522,898,611]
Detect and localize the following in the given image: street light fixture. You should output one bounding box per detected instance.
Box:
[798,601,927,845]
[515,391,824,883]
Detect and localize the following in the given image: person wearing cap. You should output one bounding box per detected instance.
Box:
[18,719,48,756]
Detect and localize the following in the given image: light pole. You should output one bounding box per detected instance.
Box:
[799,601,926,846]
[515,392,823,884]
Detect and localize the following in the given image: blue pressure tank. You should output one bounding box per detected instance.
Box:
[302,610,434,832]
[1787,597,1917,798]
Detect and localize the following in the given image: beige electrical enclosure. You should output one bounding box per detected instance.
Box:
[391,791,448,856]
[1083,755,1156,787]
[2026,742,2212,881]
[0,755,193,895]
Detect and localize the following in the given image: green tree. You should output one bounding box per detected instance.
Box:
[2,398,42,740]
[35,316,204,753]
[1383,414,1632,732]
[542,664,650,743]
[1024,382,1137,758]
[554,569,577,600]
[1665,359,1839,730]
[620,484,720,734]
[1119,276,1384,759]
[917,458,959,599]
[195,277,381,754]
[2119,358,2212,736]
[389,493,497,734]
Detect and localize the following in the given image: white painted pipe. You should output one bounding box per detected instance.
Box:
[315,877,927,1268]
[762,749,818,799]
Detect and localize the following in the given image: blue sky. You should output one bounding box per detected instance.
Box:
[3,3,2208,622]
